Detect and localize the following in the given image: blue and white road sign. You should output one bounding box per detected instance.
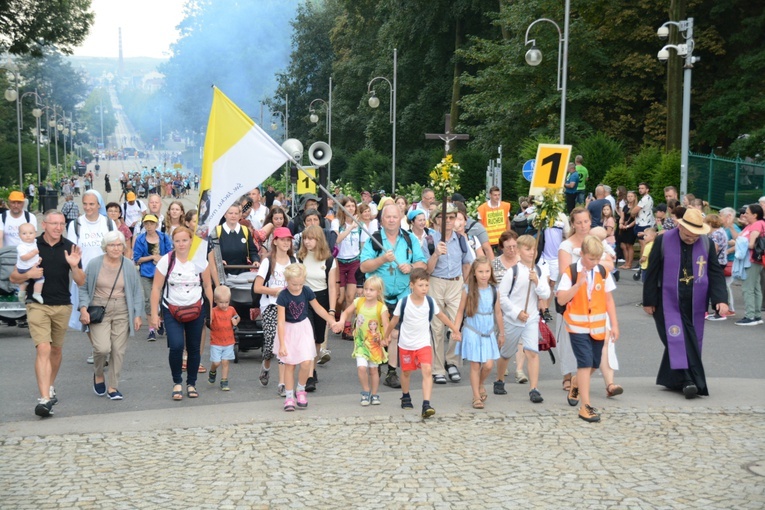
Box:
[522,159,536,182]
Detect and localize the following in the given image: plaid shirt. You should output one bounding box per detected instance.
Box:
[61,200,79,222]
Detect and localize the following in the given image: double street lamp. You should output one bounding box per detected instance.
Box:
[367,48,397,193]
[657,17,697,197]
[3,61,25,187]
[523,0,570,145]
[95,99,108,148]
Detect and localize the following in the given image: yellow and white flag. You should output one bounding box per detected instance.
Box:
[190,87,290,267]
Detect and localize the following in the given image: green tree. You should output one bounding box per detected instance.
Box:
[0,0,94,56]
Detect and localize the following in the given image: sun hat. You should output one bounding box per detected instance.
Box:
[273,226,294,239]
[677,208,710,235]
[142,214,159,223]
[431,202,458,219]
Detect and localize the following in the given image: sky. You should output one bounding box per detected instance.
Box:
[73,0,187,59]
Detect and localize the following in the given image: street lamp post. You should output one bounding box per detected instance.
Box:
[3,61,24,187]
[367,48,397,193]
[95,99,107,148]
[309,78,333,181]
[19,90,44,187]
[523,0,570,145]
[657,17,697,198]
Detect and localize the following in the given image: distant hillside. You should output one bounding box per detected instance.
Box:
[68,56,167,78]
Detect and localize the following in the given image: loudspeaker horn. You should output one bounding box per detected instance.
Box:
[282,138,304,161]
[308,141,332,167]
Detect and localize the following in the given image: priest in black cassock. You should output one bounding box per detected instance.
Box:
[643,208,728,398]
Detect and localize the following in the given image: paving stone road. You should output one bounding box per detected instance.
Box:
[1,393,763,509]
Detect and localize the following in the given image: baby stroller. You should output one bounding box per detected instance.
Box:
[209,237,264,363]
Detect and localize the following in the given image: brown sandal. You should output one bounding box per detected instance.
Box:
[606,383,624,398]
[562,375,572,391]
[479,386,488,402]
[472,399,484,409]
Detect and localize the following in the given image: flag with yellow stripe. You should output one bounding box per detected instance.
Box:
[190,87,289,267]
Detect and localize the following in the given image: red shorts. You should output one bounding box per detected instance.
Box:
[338,259,360,287]
[399,346,432,372]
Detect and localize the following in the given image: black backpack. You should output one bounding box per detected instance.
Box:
[754,236,765,263]
[371,228,414,262]
[554,263,606,314]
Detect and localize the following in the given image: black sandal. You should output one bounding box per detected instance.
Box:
[172,384,183,401]
[187,386,199,398]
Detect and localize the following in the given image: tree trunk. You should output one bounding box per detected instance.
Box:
[499,0,510,41]
[665,0,686,152]
[450,16,465,133]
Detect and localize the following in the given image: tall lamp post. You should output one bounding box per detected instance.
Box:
[657,17,697,198]
[366,48,397,193]
[523,0,570,145]
[3,61,25,187]
[309,82,332,181]
[19,90,44,187]
[49,106,64,173]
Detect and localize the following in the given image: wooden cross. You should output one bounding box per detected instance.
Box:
[425,114,469,155]
[696,255,706,278]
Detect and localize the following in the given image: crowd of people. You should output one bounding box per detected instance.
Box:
[8,159,765,423]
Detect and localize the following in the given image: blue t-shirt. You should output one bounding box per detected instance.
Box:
[360,229,427,304]
[276,286,316,323]
[565,172,579,195]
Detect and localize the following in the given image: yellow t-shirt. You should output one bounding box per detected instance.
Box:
[641,241,654,270]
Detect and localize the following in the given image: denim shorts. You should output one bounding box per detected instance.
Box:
[210,344,235,362]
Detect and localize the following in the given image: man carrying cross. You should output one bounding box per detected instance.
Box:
[642,208,728,399]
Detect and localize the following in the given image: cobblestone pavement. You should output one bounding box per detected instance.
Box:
[1,404,763,509]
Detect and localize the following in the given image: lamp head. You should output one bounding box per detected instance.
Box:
[32,108,42,118]
[657,48,670,62]
[368,94,380,109]
[525,47,543,66]
[4,87,17,102]
[309,112,319,124]
[271,122,278,131]
[657,25,669,39]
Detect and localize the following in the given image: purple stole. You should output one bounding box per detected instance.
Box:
[661,228,709,369]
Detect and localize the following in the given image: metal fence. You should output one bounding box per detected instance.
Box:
[688,152,765,211]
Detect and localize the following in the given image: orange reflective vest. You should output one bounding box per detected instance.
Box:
[562,265,608,340]
[477,201,511,245]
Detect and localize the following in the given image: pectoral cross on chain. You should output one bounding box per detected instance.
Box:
[679,268,694,285]
[389,265,395,276]
[696,256,706,278]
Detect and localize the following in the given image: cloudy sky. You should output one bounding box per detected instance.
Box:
[73,0,186,58]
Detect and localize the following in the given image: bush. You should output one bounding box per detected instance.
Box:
[650,150,681,203]
[575,132,626,191]
[602,164,634,192]
[629,145,663,187]
[453,148,490,202]
[345,148,390,191]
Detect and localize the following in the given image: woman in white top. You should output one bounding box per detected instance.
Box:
[357,203,379,252]
[408,209,433,257]
[150,227,214,401]
[261,207,287,259]
[253,227,297,396]
[163,200,186,238]
[395,196,409,230]
[331,197,362,329]
[557,207,621,398]
[297,225,339,392]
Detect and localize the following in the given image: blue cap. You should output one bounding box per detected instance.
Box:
[407,209,425,222]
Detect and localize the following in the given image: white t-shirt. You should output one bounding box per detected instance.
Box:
[331,219,362,260]
[156,254,207,306]
[359,219,379,246]
[16,240,39,270]
[123,200,147,228]
[0,211,38,247]
[558,260,616,299]
[636,194,655,227]
[66,214,113,268]
[248,204,267,231]
[394,296,440,350]
[257,257,291,308]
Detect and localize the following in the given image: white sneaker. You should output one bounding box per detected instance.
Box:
[87,354,94,364]
[515,371,529,384]
[317,348,331,365]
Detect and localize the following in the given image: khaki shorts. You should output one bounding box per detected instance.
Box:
[27,303,72,348]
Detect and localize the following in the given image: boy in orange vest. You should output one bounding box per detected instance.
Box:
[556,235,619,422]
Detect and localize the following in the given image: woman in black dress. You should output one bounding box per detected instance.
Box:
[618,190,638,269]
[104,174,112,194]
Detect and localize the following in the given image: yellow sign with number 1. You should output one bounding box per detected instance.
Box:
[297,166,316,194]
[529,144,572,196]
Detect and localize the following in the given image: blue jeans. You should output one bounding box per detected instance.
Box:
[163,308,204,386]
